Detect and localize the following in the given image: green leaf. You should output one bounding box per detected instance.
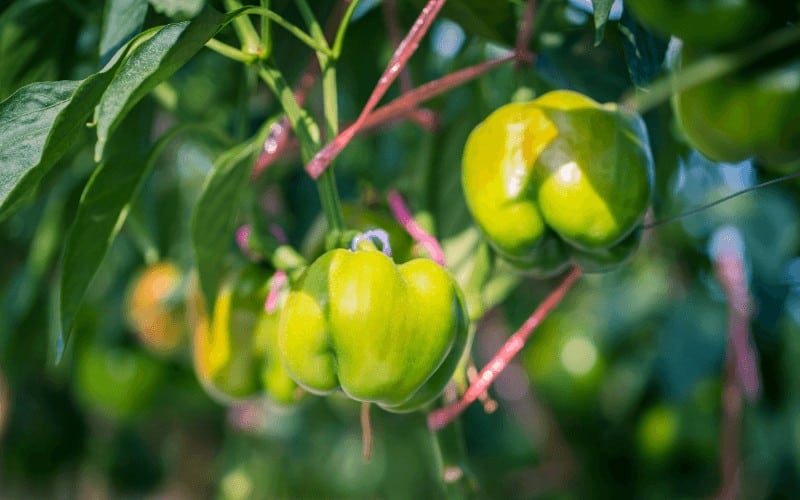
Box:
[592,0,614,46]
[0,0,81,100]
[94,6,224,161]
[617,7,669,87]
[0,22,177,222]
[99,0,149,63]
[0,78,103,221]
[148,0,204,19]
[191,136,263,312]
[59,123,226,349]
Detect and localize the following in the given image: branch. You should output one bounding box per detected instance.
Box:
[514,0,537,67]
[713,232,759,500]
[428,266,583,430]
[387,189,446,266]
[382,0,414,93]
[305,0,447,179]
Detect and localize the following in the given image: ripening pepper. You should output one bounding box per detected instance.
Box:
[277,240,469,412]
[193,265,299,405]
[462,90,653,275]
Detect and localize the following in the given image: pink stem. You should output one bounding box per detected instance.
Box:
[428,267,583,431]
[269,223,289,245]
[236,225,258,261]
[382,0,414,93]
[306,0,447,179]
[265,270,287,313]
[715,248,760,401]
[253,54,514,178]
[514,0,537,67]
[387,189,446,266]
[361,53,514,132]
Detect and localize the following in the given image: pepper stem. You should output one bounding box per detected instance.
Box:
[361,402,373,462]
[351,229,393,257]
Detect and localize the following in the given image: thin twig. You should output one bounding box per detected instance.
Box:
[306,0,447,179]
[643,171,800,230]
[387,189,446,266]
[428,267,583,431]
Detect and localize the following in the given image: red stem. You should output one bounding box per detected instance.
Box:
[387,189,446,266]
[428,266,583,431]
[514,0,537,67]
[361,53,514,131]
[253,54,514,178]
[306,0,447,179]
[713,240,759,499]
[716,249,760,401]
[251,1,349,178]
[265,270,287,313]
[382,0,414,93]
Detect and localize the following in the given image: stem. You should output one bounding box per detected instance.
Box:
[317,29,345,234]
[713,238,759,499]
[294,0,330,51]
[260,0,272,57]
[387,189,445,266]
[382,0,414,92]
[206,38,257,63]
[252,54,514,177]
[361,53,514,131]
[305,0,447,179]
[317,170,345,234]
[514,0,538,67]
[332,0,362,58]
[621,22,800,114]
[431,417,477,498]
[428,266,583,431]
[224,0,262,55]
[361,402,373,461]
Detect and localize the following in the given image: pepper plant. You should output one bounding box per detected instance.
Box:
[1,0,800,498]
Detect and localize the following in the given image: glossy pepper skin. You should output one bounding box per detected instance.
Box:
[193,265,299,405]
[462,90,653,275]
[278,242,469,412]
[674,48,800,168]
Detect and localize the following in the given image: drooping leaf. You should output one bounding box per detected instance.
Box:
[591,0,614,46]
[0,0,81,100]
[59,122,226,348]
[0,24,166,222]
[99,0,150,63]
[617,7,669,87]
[94,6,224,161]
[191,137,263,312]
[0,80,85,221]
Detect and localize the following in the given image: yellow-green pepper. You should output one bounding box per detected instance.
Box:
[193,265,299,405]
[277,240,469,412]
[462,90,653,274]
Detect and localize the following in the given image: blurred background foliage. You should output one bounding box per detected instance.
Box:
[1,0,800,498]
